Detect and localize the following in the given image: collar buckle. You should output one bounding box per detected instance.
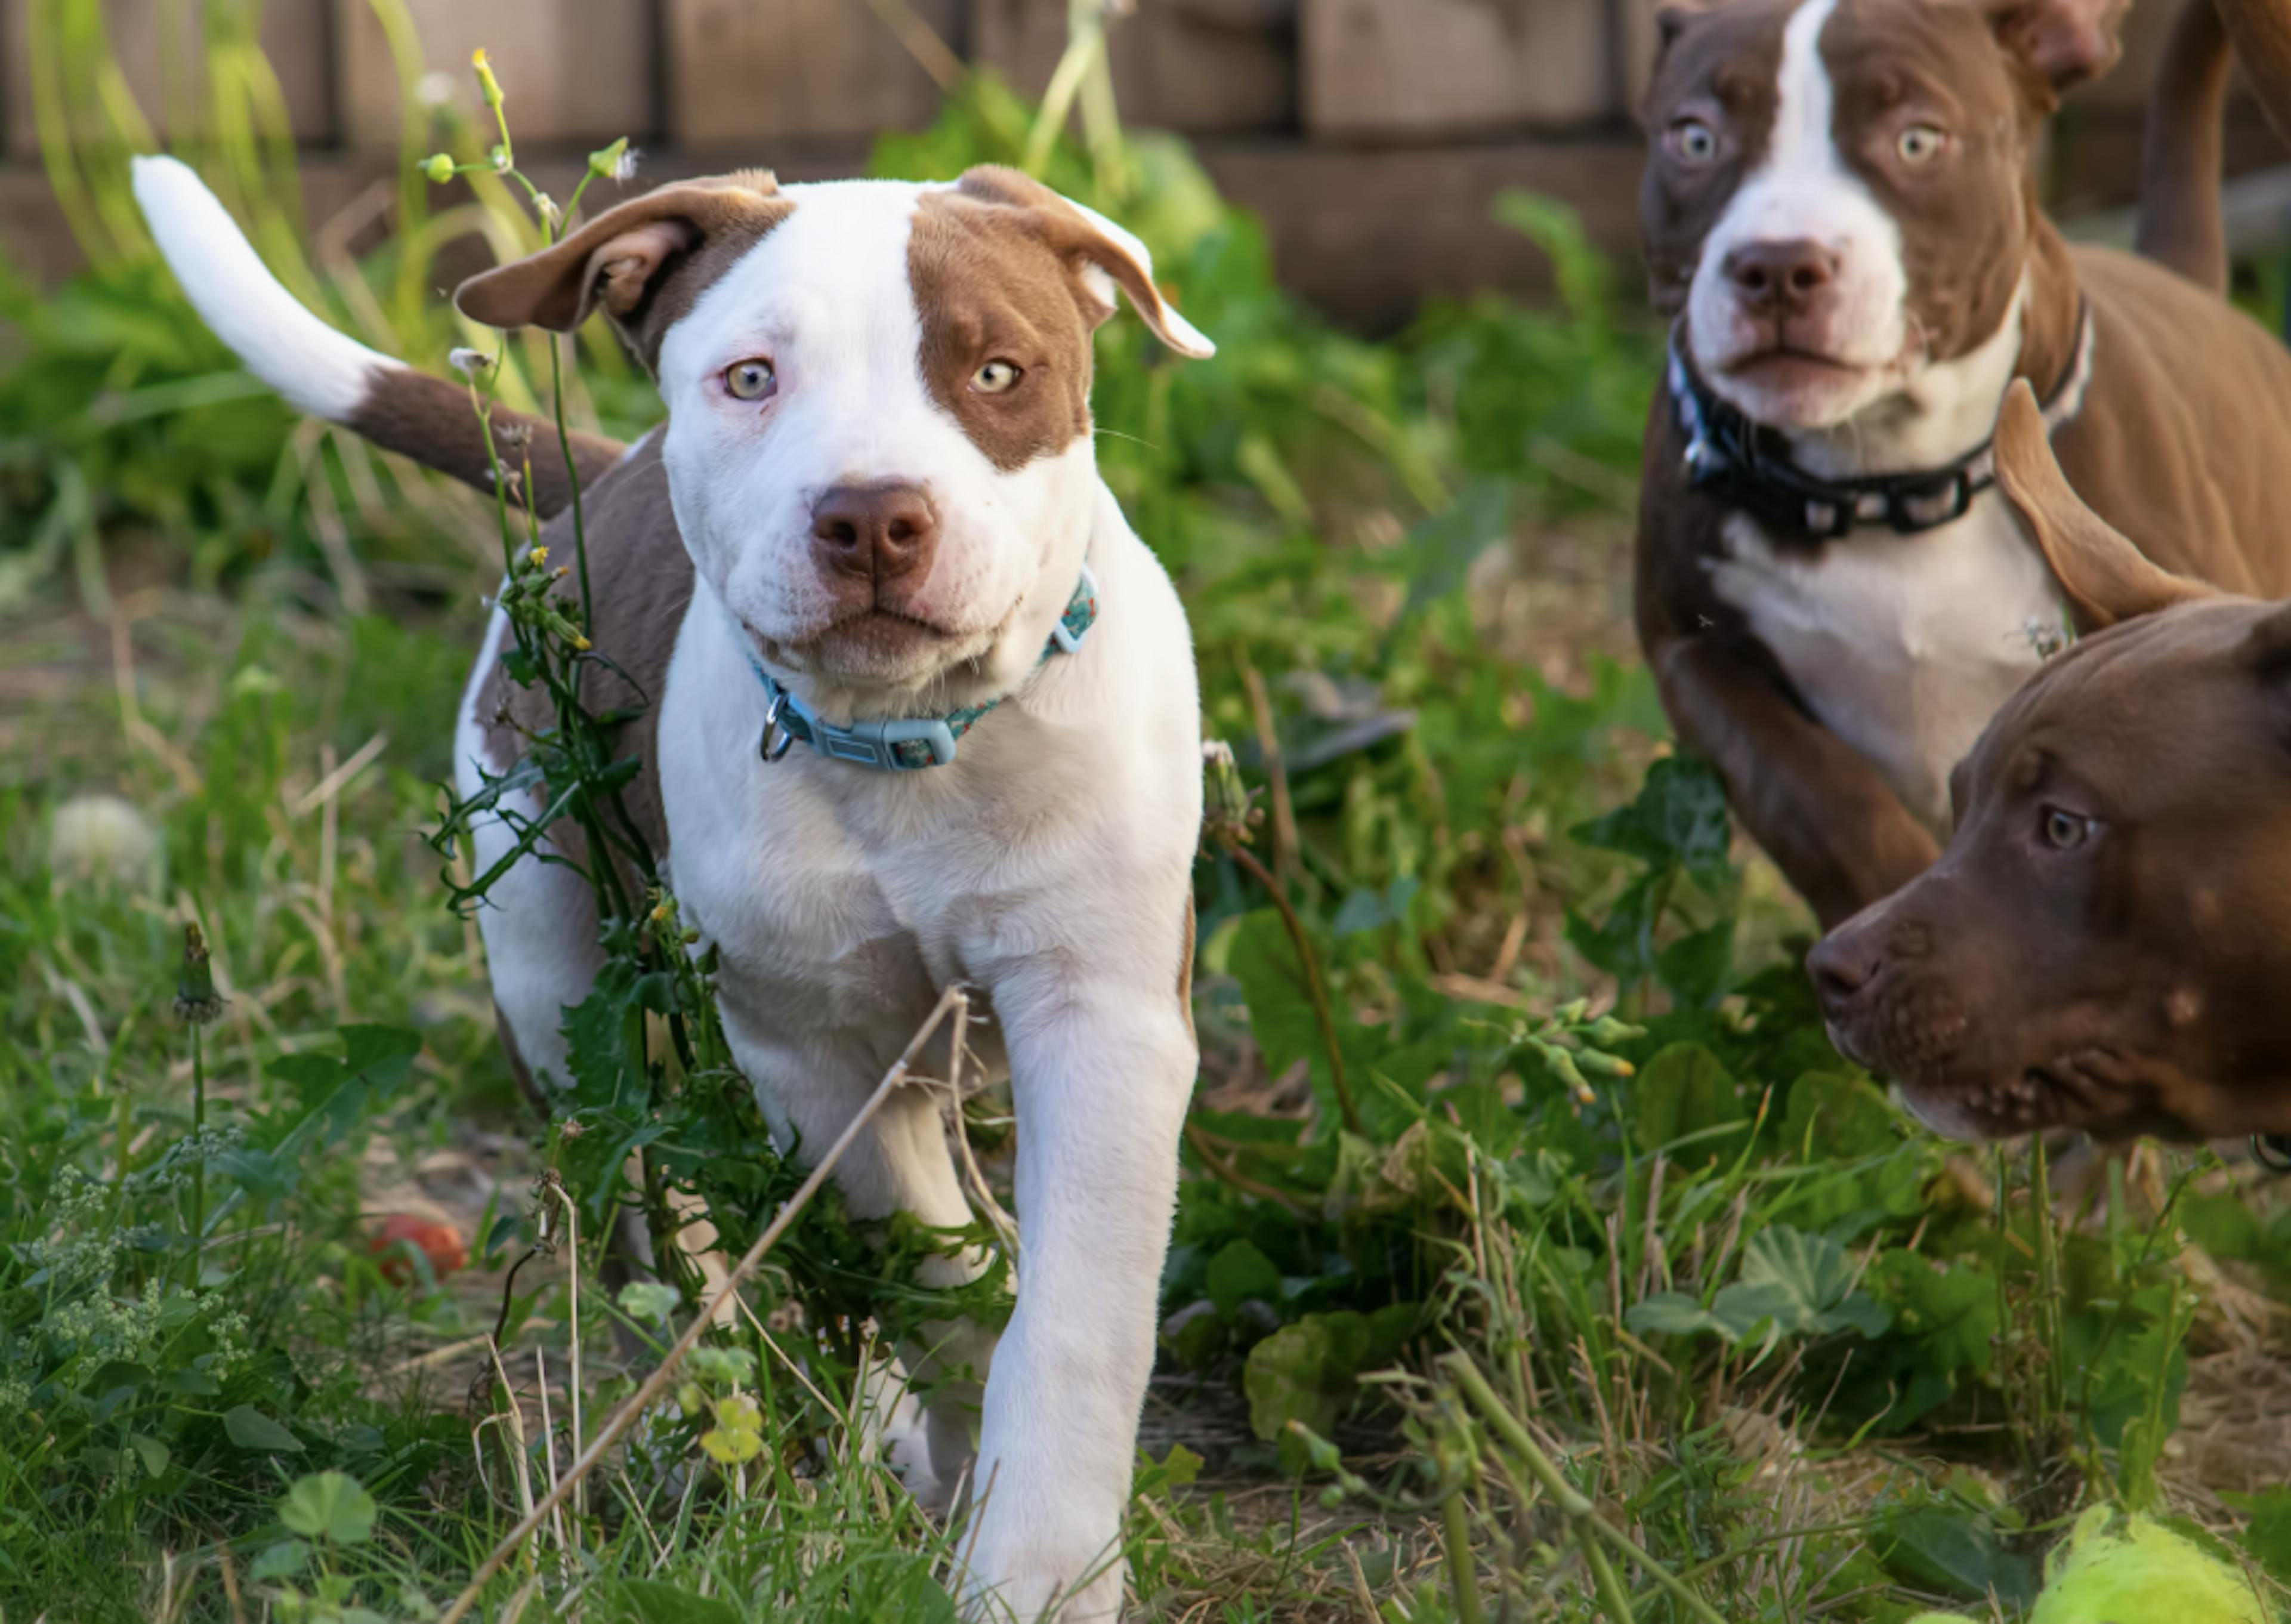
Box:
[758,688,798,762]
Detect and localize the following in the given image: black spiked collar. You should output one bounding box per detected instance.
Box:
[1666,304,2096,542]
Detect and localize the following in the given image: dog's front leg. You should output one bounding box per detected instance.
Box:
[958,971,1196,1622]
[1653,633,1941,928]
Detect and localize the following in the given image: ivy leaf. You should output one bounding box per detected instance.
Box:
[1570,754,1734,890]
[279,1471,378,1545]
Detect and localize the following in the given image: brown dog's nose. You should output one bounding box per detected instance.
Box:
[1807,931,1878,1011]
[811,483,938,585]
[1724,239,1839,315]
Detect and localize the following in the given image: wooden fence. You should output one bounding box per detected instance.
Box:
[1,0,2281,328]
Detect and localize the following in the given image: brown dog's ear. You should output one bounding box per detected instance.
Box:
[949,167,1215,359]
[1980,0,2132,92]
[2213,0,2291,147]
[455,172,791,366]
[1993,379,2215,630]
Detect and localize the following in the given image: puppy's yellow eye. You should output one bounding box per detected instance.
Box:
[725,359,776,401]
[2041,807,2092,851]
[1669,119,1720,165]
[972,359,1023,394]
[1897,125,1946,164]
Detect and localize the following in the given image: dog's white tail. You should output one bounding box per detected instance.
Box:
[131,155,625,517]
[132,155,387,421]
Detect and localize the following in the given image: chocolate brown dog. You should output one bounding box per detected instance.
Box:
[1811,381,2291,1143]
[1636,0,2291,929]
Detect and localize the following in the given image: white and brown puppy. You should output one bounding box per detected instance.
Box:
[133,155,1215,1620]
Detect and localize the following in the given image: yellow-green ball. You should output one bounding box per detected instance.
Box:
[2030,1508,2273,1624]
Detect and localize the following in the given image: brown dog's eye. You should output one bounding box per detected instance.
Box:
[2041,807,2094,851]
[1667,119,1721,166]
[972,359,1023,394]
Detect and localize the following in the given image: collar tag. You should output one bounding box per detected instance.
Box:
[743,561,1100,772]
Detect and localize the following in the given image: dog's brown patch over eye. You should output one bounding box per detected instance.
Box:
[906,174,1109,473]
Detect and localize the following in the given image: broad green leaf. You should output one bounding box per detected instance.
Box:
[608,1579,742,1624]
[1625,1292,1723,1339]
[1205,1239,1282,1318]
[617,1280,681,1325]
[1783,1072,1900,1160]
[279,1471,378,1544]
[1628,1042,1742,1155]
[699,1427,761,1465]
[1243,1307,1416,1450]
[1225,907,1325,1088]
[2225,1487,2291,1585]
[223,1404,304,1453]
[249,1540,310,1582]
[124,1432,169,1480]
[1874,1506,2040,1604]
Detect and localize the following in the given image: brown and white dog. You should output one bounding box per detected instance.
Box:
[1812,380,2291,1144]
[1635,0,2291,929]
[133,156,1216,1620]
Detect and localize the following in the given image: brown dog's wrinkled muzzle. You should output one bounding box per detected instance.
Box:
[1802,381,2291,1146]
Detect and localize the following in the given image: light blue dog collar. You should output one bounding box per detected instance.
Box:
[746,563,1100,771]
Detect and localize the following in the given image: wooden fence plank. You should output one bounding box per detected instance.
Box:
[664,0,955,147]
[335,0,654,149]
[5,0,331,159]
[1303,0,1611,137]
[972,0,1295,133]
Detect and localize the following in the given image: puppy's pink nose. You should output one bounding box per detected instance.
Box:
[811,483,939,585]
[1724,239,1839,316]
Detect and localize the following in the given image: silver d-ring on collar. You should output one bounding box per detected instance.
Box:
[758,688,797,762]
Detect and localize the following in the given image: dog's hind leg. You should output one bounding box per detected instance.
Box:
[724,1015,1001,1512]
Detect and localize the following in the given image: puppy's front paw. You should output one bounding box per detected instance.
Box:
[958,1537,1126,1622]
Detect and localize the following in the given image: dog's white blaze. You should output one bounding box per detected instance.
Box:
[1688,0,1909,428]
[131,155,384,420]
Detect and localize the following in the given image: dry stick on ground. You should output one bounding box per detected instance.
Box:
[437,986,969,1624]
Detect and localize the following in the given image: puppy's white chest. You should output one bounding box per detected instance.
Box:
[1707,496,2064,830]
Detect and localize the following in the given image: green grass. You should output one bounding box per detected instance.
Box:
[7,11,2291,1624]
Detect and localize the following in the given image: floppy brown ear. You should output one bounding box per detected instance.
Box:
[2213,0,2291,147]
[950,166,1215,359]
[1981,0,2132,92]
[454,172,791,368]
[1993,379,2215,629]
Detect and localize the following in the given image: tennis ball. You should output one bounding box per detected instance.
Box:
[2029,1506,2273,1624]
